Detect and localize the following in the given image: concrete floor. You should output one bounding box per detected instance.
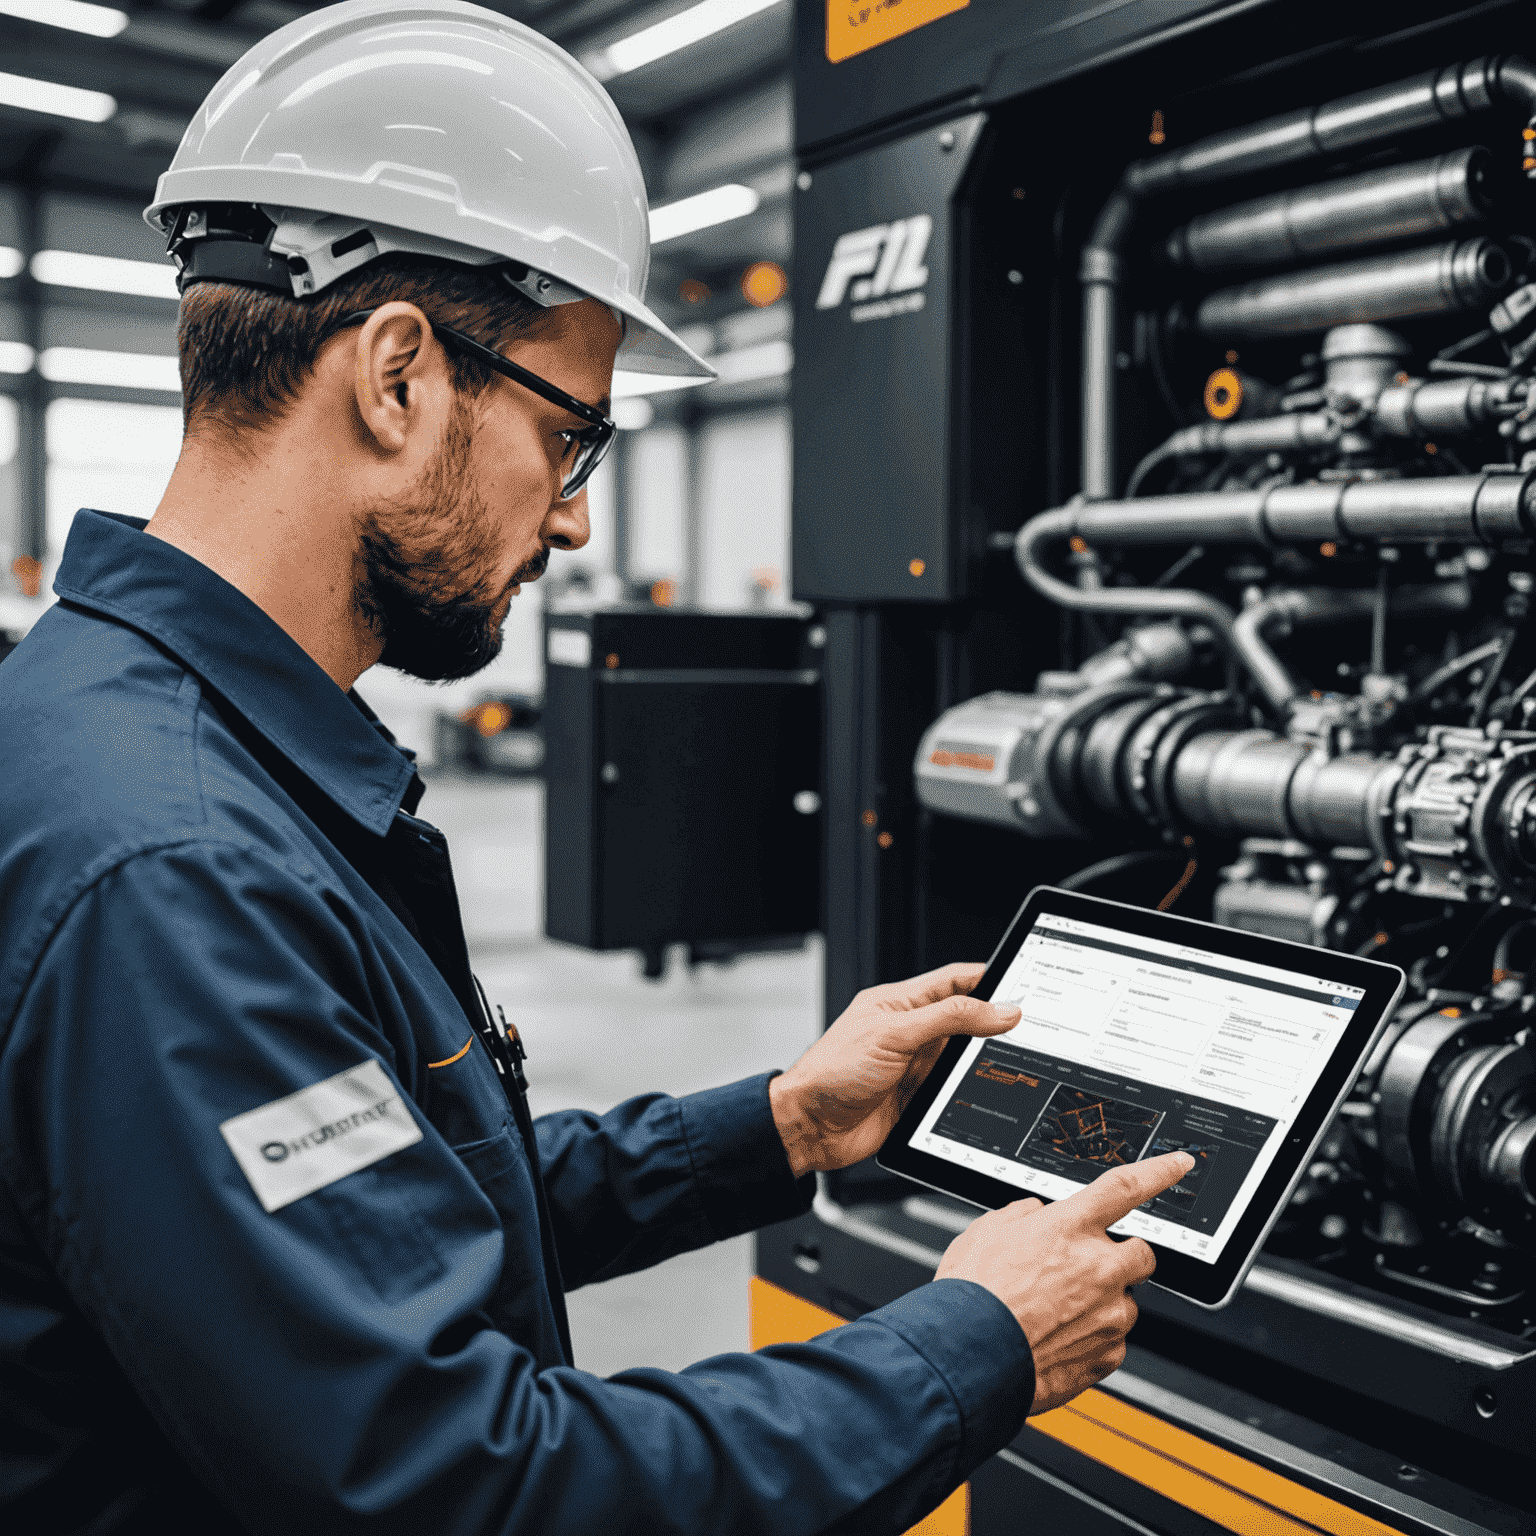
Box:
[421,773,823,1377]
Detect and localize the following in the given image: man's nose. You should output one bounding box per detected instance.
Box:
[544,487,591,551]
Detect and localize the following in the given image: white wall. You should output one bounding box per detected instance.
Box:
[46,398,184,560]
[626,424,688,584]
[697,408,791,609]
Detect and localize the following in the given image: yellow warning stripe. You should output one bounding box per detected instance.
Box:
[1032,1387,1403,1536]
[749,1278,1405,1536]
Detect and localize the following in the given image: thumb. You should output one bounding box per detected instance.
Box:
[892,992,1020,1052]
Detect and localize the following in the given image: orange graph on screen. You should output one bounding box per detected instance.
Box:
[973,1061,1039,1089]
[1029,1087,1160,1168]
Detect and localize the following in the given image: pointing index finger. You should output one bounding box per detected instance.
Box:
[1063,1151,1196,1230]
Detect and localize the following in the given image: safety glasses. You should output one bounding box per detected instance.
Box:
[337,309,616,499]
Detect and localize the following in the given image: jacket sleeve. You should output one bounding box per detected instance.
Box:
[0,841,1035,1536]
[534,1077,815,1290]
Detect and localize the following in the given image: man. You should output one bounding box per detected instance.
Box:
[0,3,1190,1530]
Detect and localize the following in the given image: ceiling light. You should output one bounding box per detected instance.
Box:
[0,341,36,374]
[38,347,180,391]
[0,0,128,36]
[741,260,787,308]
[650,184,759,246]
[32,249,180,301]
[0,70,116,123]
[711,339,791,385]
[0,246,23,280]
[588,0,782,80]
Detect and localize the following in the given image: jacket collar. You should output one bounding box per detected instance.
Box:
[53,510,419,837]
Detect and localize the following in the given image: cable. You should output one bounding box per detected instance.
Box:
[1057,850,1183,893]
[1492,920,1536,983]
[1157,838,1198,911]
[1407,637,1506,708]
[1153,545,1205,588]
[1470,630,1516,726]
[1125,445,1179,499]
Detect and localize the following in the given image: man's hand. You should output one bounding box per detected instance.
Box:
[769,963,1020,1178]
[935,1152,1194,1415]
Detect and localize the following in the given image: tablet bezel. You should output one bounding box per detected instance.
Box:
[876,885,1406,1308]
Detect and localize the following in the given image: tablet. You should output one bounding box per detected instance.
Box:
[878,886,1405,1308]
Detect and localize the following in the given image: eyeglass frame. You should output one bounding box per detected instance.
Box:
[336,307,616,500]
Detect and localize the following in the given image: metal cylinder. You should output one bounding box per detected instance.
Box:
[1323,324,1412,407]
[1166,148,1492,274]
[1374,376,1519,436]
[1168,730,1301,836]
[1195,238,1512,339]
[1163,413,1338,458]
[1289,753,1394,849]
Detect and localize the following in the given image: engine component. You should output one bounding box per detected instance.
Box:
[913,625,1200,833]
[1203,366,1284,420]
[1078,53,1536,496]
[1369,1004,1536,1248]
[1211,839,1343,945]
[1194,237,1513,340]
[1165,146,1494,274]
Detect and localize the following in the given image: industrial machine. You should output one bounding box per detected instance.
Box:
[753,2,1536,1531]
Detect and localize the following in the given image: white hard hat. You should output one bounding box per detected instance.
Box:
[145,0,712,379]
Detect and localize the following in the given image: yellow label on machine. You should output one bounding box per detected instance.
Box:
[749,1277,1408,1536]
[826,0,970,64]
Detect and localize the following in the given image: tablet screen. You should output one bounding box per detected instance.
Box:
[906,908,1366,1264]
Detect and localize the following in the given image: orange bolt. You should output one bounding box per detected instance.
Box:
[861,809,878,828]
[605,653,620,669]
[1320,541,1337,558]
[877,831,894,849]
[909,558,926,578]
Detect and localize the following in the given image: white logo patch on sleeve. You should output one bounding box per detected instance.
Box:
[219,1059,423,1212]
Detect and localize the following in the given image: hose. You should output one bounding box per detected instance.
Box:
[1407,636,1507,707]
[1057,850,1184,894]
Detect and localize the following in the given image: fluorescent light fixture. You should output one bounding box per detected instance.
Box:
[590,0,782,79]
[0,246,22,279]
[650,183,759,245]
[39,347,180,392]
[0,341,36,374]
[711,339,791,385]
[32,249,181,301]
[0,69,116,123]
[0,0,128,37]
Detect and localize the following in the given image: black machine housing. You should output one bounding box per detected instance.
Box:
[774,0,1536,1525]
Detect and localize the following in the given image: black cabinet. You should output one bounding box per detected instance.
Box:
[543,607,821,968]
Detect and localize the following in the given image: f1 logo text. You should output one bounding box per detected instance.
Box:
[815,215,933,312]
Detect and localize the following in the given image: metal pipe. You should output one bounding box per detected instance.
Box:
[1231,583,1472,712]
[1374,374,1526,436]
[1162,413,1339,457]
[1195,238,1512,340]
[1165,148,1492,274]
[1079,55,1533,497]
[1016,470,1536,558]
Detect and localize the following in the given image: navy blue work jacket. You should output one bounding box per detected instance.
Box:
[0,510,1033,1534]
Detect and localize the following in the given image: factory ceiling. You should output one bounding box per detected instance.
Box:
[0,0,794,331]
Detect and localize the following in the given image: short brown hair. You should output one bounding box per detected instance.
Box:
[177,254,547,435]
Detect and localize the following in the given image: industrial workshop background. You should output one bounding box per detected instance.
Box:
[6,2,1536,1535]
[0,0,797,750]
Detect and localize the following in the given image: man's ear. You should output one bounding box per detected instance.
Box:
[351,302,452,455]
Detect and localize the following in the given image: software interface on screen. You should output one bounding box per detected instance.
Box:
[909,911,1364,1263]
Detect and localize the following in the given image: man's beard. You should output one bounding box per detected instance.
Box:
[353,399,547,683]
